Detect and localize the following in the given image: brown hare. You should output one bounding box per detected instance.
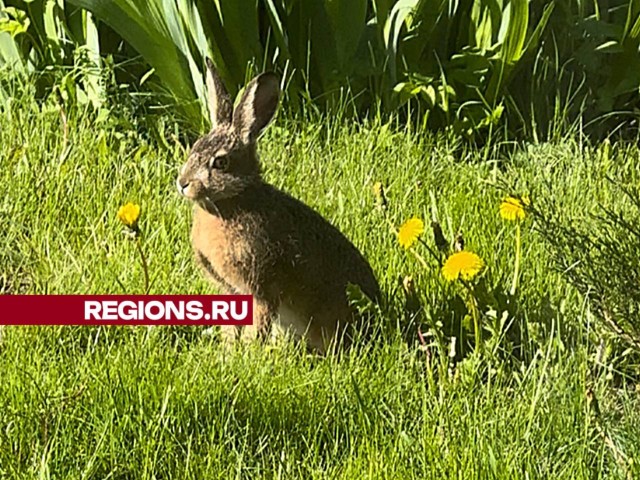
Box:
[177,59,380,353]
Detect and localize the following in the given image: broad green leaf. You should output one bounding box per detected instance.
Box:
[622,0,640,41]
[0,18,30,37]
[0,7,30,37]
[499,0,528,65]
[263,0,290,60]
[384,0,420,82]
[0,1,24,68]
[285,0,367,93]
[372,0,394,33]
[43,0,60,47]
[522,2,554,56]
[83,10,103,108]
[474,6,494,51]
[209,0,261,82]
[324,0,367,69]
[193,0,260,88]
[67,0,202,124]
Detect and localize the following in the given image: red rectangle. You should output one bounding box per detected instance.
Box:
[0,295,253,326]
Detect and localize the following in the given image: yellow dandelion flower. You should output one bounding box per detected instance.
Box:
[398,217,424,249]
[117,202,141,228]
[441,251,484,282]
[499,196,530,221]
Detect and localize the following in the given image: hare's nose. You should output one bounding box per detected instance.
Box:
[177,178,190,194]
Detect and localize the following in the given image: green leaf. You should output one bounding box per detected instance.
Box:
[0,18,30,37]
[0,7,30,37]
[622,0,640,42]
[286,0,368,93]
[595,40,623,53]
[207,0,262,82]
[499,0,529,65]
[324,0,367,69]
[263,0,290,61]
[0,1,24,68]
[383,0,420,83]
[67,0,202,125]
[522,1,554,56]
[82,10,103,108]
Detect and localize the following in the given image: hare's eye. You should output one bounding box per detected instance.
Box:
[210,155,229,170]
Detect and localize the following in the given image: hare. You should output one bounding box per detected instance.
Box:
[177,59,380,353]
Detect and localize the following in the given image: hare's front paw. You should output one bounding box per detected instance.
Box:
[218,325,241,345]
[216,299,274,347]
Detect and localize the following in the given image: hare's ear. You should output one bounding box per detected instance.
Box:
[205,57,233,128]
[233,72,279,143]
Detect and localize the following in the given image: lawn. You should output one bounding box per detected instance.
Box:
[1,82,639,479]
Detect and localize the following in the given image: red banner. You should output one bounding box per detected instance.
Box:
[0,295,253,326]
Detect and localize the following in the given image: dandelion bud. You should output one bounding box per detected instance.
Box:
[372,181,387,209]
[454,233,465,252]
[431,221,449,253]
[448,336,457,381]
[402,275,414,294]
[585,387,601,417]
[402,275,420,314]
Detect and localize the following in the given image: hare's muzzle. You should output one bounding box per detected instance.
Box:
[176,177,192,198]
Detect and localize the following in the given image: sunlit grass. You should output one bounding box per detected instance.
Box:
[0,83,639,479]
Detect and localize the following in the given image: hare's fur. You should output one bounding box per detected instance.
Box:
[178,59,380,353]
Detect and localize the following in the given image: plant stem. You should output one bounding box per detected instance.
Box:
[466,285,482,354]
[510,222,521,296]
[417,237,442,264]
[135,237,150,294]
[409,248,430,270]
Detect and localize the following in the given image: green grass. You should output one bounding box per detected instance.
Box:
[1,80,639,479]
